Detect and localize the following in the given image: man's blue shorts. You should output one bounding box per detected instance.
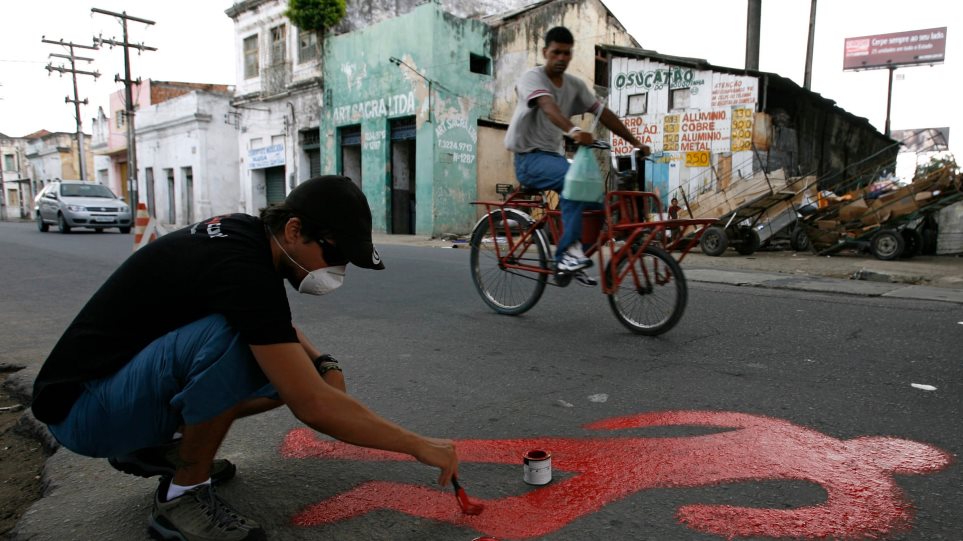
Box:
[48,314,279,458]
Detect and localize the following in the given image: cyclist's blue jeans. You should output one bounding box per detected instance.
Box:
[514,151,602,260]
[48,314,279,458]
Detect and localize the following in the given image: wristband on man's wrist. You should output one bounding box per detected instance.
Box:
[314,354,343,375]
[567,126,582,136]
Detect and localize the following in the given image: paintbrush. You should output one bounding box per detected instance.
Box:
[451,476,485,515]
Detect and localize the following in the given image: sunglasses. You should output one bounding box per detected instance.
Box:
[319,239,350,266]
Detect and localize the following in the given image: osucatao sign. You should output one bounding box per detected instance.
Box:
[248,144,285,170]
[843,27,947,70]
[615,66,703,91]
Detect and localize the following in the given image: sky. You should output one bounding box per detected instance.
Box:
[1,0,959,158]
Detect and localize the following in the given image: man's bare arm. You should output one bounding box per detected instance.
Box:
[599,107,650,154]
[534,95,594,145]
[250,342,457,485]
[293,325,345,392]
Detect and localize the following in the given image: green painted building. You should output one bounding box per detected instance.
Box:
[320,0,495,235]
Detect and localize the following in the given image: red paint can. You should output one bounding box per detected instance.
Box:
[523,449,552,485]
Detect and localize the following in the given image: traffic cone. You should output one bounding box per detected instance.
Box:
[132,203,157,252]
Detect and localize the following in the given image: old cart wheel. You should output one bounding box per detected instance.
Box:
[735,226,760,255]
[870,229,904,261]
[700,226,728,256]
[790,226,810,252]
[899,228,922,259]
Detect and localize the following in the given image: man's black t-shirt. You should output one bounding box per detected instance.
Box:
[32,214,299,424]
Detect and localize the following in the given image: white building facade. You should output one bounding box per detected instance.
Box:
[227,0,324,215]
[135,90,240,226]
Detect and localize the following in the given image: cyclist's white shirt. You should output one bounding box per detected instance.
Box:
[504,66,601,155]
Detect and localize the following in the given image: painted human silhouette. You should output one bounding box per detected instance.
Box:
[281,410,951,539]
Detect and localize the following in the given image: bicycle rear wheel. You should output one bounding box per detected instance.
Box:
[470,209,549,315]
[606,245,687,335]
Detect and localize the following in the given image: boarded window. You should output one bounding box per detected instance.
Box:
[669,88,691,110]
[628,93,648,115]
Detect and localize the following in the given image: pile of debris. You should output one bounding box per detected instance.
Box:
[803,165,962,258]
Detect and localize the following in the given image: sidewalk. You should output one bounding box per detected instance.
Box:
[373,233,963,304]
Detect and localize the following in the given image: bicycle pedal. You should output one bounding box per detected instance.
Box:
[553,271,573,287]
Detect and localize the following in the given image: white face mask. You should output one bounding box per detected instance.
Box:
[297,265,346,296]
[272,234,347,296]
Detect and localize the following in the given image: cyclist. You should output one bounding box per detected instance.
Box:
[505,26,649,281]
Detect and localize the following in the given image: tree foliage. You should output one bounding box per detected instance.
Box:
[286,0,346,32]
[915,155,959,178]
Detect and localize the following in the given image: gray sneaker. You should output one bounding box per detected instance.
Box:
[149,479,265,541]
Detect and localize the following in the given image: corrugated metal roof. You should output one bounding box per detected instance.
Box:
[598,44,891,142]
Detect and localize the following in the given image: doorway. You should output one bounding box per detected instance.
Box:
[339,125,362,188]
[182,166,194,224]
[165,168,176,223]
[389,117,416,234]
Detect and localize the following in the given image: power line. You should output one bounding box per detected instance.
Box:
[91,7,156,213]
[41,36,101,181]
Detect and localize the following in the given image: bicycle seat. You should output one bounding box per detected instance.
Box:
[514,187,544,196]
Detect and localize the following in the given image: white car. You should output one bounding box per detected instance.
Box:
[36,180,132,234]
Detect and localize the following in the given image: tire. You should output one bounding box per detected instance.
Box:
[606,245,687,336]
[119,227,131,234]
[870,229,904,260]
[469,209,549,315]
[790,226,810,252]
[700,226,728,256]
[735,226,760,255]
[57,214,71,234]
[899,228,922,259]
[37,214,49,232]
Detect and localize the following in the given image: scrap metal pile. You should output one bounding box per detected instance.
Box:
[801,164,962,260]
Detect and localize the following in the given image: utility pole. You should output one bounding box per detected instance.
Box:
[803,0,818,90]
[745,0,762,71]
[42,38,101,181]
[91,8,156,212]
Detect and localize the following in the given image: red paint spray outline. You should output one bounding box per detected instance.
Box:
[280,410,952,539]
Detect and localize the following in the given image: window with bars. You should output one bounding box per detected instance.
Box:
[270,25,287,64]
[243,35,259,79]
[298,30,317,63]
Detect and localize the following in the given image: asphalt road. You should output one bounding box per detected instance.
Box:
[1,221,961,540]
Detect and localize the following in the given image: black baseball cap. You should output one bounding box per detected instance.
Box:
[285,175,385,270]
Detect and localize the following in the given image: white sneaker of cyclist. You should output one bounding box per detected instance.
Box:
[558,244,592,272]
[567,244,588,259]
[574,270,598,286]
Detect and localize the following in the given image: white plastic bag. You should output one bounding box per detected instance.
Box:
[562,147,604,203]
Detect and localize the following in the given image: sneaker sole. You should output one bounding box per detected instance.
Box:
[148,515,188,541]
[110,458,237,485]
[557,260,593,272]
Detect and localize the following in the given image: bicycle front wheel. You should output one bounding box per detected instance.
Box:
[469,209,549,315]
[606,245,687,335]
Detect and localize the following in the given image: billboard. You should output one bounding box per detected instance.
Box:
[843,27,947,70]
[889,128,950,153]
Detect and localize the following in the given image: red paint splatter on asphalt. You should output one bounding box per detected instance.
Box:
[280,410,952,539]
